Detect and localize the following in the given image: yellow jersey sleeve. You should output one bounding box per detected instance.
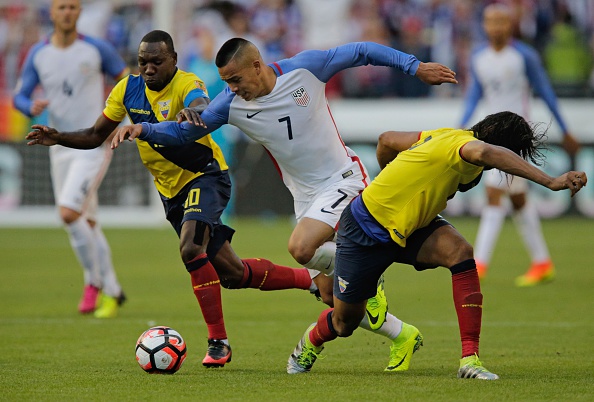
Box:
[103,76,130,122]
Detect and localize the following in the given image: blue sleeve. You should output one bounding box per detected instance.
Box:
[460,59,483,128]
[183,88,209,108]
[83,35,128,79]
[516,41,569,134]
[13,42,44,117]
[140,87,233,145]
[273,42,420,83]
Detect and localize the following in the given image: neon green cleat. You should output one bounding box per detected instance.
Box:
[94,294,119,318]
[457,354,499,380]
[384,323,423,372]
[366,275,388,331]
[287,323,324,374]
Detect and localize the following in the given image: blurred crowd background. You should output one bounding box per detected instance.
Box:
[1,0,594,102]
[1,0,593,219]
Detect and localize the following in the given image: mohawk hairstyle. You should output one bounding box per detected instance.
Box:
[215,38,250,68]
[140,30,175,54]
[471,111,547,165]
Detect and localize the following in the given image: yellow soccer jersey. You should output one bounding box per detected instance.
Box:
[362,128,483,246]
[103,69,228,199]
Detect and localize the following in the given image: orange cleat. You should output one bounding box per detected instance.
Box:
[515,260,555,287]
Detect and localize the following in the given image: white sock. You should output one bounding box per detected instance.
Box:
[303,241,335,276]
[359,312,403,340]
[474,205,506,265]
[513,202,550,262]
[93,224,122,297]
[65,218,101,288]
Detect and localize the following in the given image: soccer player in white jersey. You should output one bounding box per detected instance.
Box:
[460,4,580,286]
[112,37,458,371]
[13,0,129,317]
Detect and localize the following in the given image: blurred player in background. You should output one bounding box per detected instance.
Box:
[460,4,580,286]
[287,111,586,378]
[111,37,458,372]
[26,30,316,368]
[13,0,129,318]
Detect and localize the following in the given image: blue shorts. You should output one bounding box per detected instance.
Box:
[334,202,451,303]
[161,170,234,260]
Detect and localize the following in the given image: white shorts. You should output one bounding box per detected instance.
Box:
[483,168,528,195]
[294,163,368,229]
[50,144,112,220]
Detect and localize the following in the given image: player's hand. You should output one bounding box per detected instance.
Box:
[111,124,143,149]
[26,125,59,146]
[415,62,458,85]
[550,171,587,197]
[176,107,207,127]
[561,134,580,156]
[30,99,49,116]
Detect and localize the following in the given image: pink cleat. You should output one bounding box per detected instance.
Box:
[78,285,100,314]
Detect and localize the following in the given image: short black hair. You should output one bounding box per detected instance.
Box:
[140,30,175,54]
[215,37,250,68]
[471,111,546,165]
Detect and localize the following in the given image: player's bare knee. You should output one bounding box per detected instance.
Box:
[451,242,474,267]
[179,242,206,264]
[288,243,315,265]
[60,207,81,224]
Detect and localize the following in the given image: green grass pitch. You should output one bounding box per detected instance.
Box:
[1,217,593,401]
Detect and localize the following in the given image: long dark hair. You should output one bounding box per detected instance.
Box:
[471,111,547,165]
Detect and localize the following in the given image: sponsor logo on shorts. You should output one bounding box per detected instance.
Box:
[342,170,353,179]
[184,208,202,214]
[338,276,349,293]
[320,207,335,214]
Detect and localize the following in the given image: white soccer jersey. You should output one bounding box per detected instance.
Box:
[224,68,363,200]
[14,34,127,215]
[140,42,421,200]
[472,45,530,117]
[14,34,127,131]
[460,40,568,133]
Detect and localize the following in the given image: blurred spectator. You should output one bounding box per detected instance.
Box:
[249,0,301,60]
[543,6,593,97]
[1,0,593,101]
[341,0,394,98]
[391,15,433,97]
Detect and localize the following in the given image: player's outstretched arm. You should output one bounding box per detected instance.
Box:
[415,62,458,85]
[26,125,59,146]
[462,140,587,196]
[111,124,143,149]
[26,115,119,149]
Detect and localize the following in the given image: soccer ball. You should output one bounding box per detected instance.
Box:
[135,326,187,374]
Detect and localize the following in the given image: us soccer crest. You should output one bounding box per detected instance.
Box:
[158,100,171,119]
[291,86,310,107]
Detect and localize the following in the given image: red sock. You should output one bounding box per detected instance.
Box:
[309,308,338,347]
[241,258,312,290]
[186,253,227,340]
[451,260,482,358]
